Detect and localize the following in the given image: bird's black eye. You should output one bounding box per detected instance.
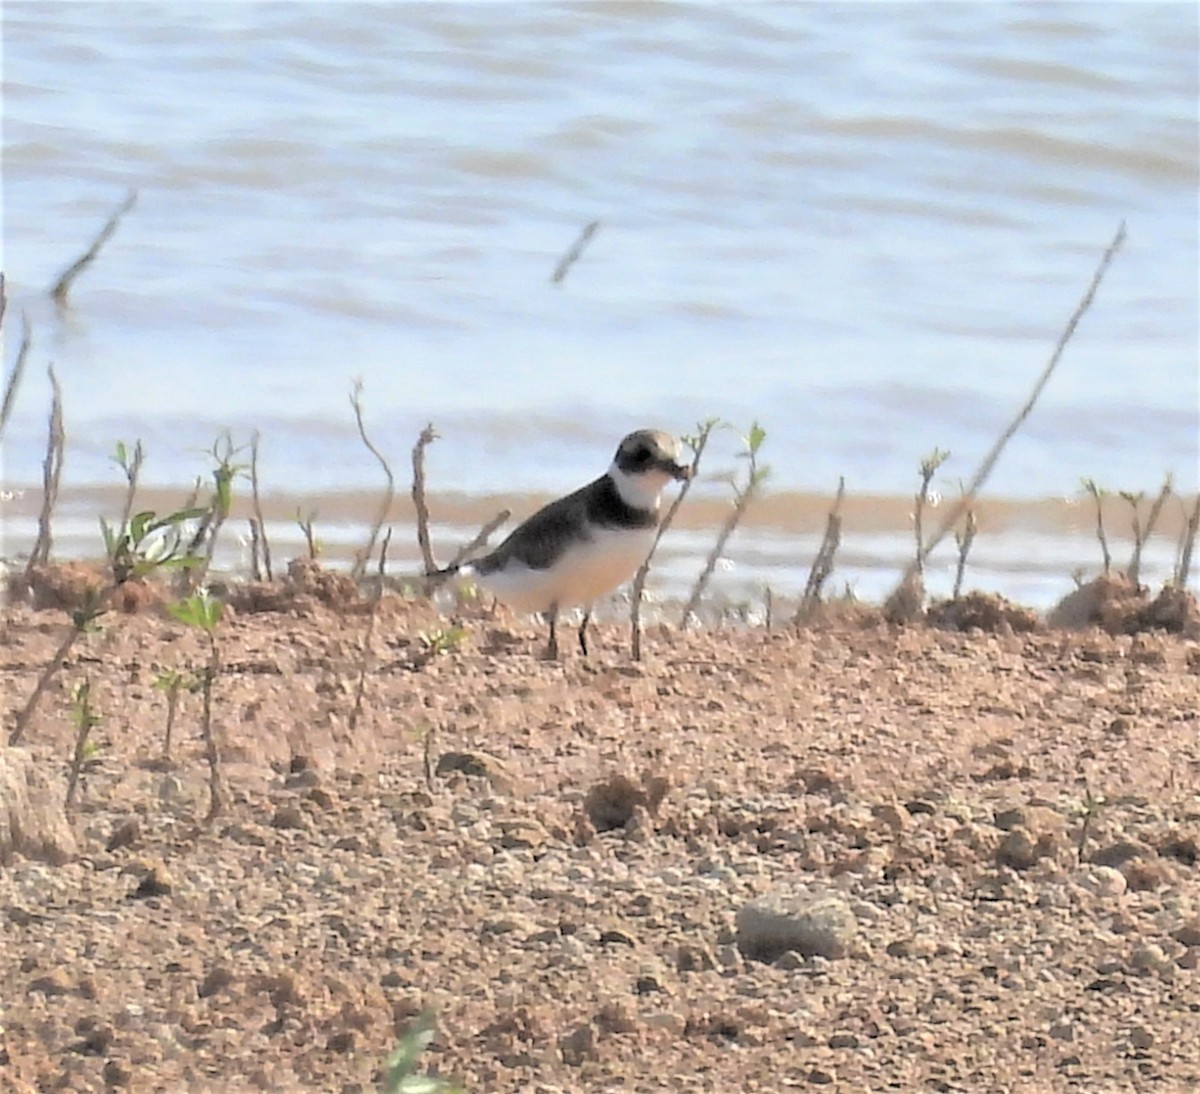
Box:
[632,446,652,465]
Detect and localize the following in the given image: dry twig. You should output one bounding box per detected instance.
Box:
[249,430,273,581]
[952,506,978,600]
[50,189,137,306]
[25,365,65,576]
[887,221,1128,601]
[411,422,438,575]
[1176,494,1200,589]
[550,220,601,285]
[350,381,396,581]
[1125,475,1172,586]
[1081,478,1111,575]
[682,423,768,630]
[0,309,32,443]
[630,419,717,659]
[795,477,846,623]
[446,509,511,571]
[349,530,391,734]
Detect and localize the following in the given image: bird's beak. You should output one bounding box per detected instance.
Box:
[668,460,693,482]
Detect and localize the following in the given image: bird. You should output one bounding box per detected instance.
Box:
[441,429,692,659]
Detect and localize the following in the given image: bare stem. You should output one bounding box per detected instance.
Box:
[411,422,438,576]
[297,509,320,559]
[795,477,846,624]
[201,634,224,823]
[25,365,65,576]
[550,220,601,285]
[0,311,32,443]
[349,529,391,734]
[50,189,137,306]
[350,381,396,581]
[681,425,768,630]
[116,440,145,537]
[446,509,511,571]
[1127,475,1172,586]
[1082,479,1111,575]
[65,679,98,812]
[249,430,273,581]
[913,449,950,575]
[163,685,180,762]
[631,420,716,659]
[887,220,1128,601]
[952,507,978,600]
[1176,494,1200,589]
[9,587,113,746]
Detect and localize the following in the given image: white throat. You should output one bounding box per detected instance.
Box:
[609,461,670,513]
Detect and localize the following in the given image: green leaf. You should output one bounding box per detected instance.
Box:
[745,421,767,454]
[169,591,223,632]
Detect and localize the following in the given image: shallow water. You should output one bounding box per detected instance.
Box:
[2,2,1197,605]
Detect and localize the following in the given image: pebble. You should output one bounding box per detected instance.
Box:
[1074,865,1127,899]
[736,889,857,962]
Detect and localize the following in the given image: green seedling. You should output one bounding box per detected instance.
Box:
[168,590,226,821]
[183,434,249,590]
[153,668,197,763]
[379,1010,463,1094]
[65,680,102,811]
[10,504,206,747]
[420,624,468,657]
[682,420,770,629]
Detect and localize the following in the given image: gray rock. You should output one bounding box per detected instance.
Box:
[735,888,857,962]
[0,747,77,866]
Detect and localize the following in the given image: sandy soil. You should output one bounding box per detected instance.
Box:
[2,582,1199,1093]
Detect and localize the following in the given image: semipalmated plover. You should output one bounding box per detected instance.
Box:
[445,429,692,659]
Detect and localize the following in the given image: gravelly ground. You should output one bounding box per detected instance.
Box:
[2,594,1199,1093]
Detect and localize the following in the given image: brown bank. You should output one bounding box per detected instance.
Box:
[2,572,1200,1093]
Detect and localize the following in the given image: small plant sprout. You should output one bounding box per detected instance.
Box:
[379,1010,462,1094]
[796,475,846,624]
[630,416,717,659]
[65,679,102,812]
[153,668,193,763]
[185,433,248,590]
[111,439,145,536]
[952,488,978,600]
[1123,474,1172,586]
[168,590,226,822]
[1080,478,1111,576]
[419,624,468,658]
[913,447,950,577]
[295,507,322,558]
[10,505,203,746]
[682,421,769,629]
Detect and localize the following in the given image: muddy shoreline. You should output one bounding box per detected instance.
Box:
[2,577,1200,1092]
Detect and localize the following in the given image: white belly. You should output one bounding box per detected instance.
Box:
[468,525,656,614]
